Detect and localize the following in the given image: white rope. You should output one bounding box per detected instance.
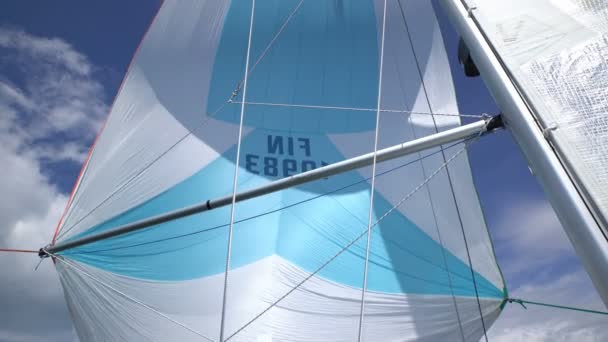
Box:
[230,100,485,118]
[219,1,256,341]
[357,1,387,340]
[248,0,304,76]
[53,255,214,342]
[225,144,471,341]
[229,0,305,100]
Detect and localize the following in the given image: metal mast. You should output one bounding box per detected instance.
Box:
[439,0,608,306]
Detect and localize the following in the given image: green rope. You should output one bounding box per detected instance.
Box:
[507,298,608,316]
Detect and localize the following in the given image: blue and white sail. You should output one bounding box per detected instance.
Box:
[52,1,505,341]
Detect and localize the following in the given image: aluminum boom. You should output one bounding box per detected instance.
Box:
[440,0,608,306]
[43,116,499,255]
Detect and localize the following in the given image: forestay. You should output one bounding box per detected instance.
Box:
[465,0,608,233]
[52,1,505,341]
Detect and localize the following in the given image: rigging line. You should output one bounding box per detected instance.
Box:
[0,248,38,254]
[397,1,487,340]
[394,28,468,342]
[225,144,471,341]
[219,1,255,341]
[392,2,465,334]
[230,100,486,118]
[229,0,305,98]
[248,0,304,76]
[401,66,466,342]
[358,0,387,340]
[399,58,466,340]
[507,298,608,316]
[56,0,305,242]
[52,255,215,342]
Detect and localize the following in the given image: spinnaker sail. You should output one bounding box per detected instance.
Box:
[51,1,505,340]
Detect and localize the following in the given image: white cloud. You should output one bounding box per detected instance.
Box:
[0,81,34,109]
[491,197,576,282]
[0,28,92,76]
[488,270,608,342]
[487,197,608,340]
[0,27,107,341]
[0,27,107,164]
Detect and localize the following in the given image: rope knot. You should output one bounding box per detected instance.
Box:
[508,298,527,309]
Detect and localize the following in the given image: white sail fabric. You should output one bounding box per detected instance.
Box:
[466,0,608,232]
[53,0,505,341]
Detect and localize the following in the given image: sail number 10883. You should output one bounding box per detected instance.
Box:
[244,135,329,178]
[245,155,328,178]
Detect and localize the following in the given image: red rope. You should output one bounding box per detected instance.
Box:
[0,248,38,254]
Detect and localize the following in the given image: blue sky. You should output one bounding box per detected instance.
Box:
[0,1,606,341]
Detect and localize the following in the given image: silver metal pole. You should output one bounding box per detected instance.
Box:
[440,0,608,306]
[44,117,497,255]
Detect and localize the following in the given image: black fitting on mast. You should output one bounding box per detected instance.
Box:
[38,245,51,258]
[458,37,480,77]
[38,248,48,258]
[485,114,504,132]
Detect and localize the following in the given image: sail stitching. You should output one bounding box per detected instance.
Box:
[225,143,472,341]
[54,255,215,342]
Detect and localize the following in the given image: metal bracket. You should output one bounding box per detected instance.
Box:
[484,113,504,133]
[542,122,559,139]
[467,5,477,17]
[38,246,50,259]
